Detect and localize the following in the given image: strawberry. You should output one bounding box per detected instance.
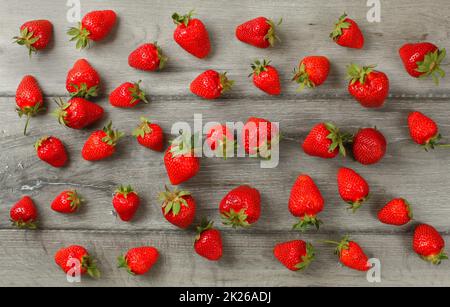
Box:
[51,190,83,214]
[236,17,281,48]
[206,124,235,158]
[413,224,447,265]
[337,167,370,212]
[399,43,446,85]
[159,186,196,229]
[66,59,100,99]
[10,196,38,229]
[352,128,387,165]
[118,247,159,275]
[109,81,149,108]
[112,185,141,222]
[330,13,364,49]
[347,64,390,108]
[164,134,200,185]
[54,245,100,278]
[67,10,117,49]
[190,70,234,99]
[250,59,281,95]
[133,117,164,152]
[289,174,324,232]
[326,236,370,271]
[14,20,53,56]
[219,185,261,228]
[35,136,68,168]
[53,97,104,129]
[243,117,279,159]
[378,198,412,226]
[194,219,223,261]
[128,42,168,71]
[82,121,124,161]
[172,11,211,58]
[302,123,351,159]
[15,75,44,135]
[273,240,315,271]
[292,56,330,91]
[407,111,450,150]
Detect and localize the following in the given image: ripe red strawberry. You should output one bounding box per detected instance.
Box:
[289,174,324,232]
[190,70,234,99]
[236,17,281,48]
[10,196,38,229]
[399,43,446,84]
[159,186,196,229]
[164,134,200,185]
[118,247,159,275]
[128,42,168,71]
[326,236,370,271]
[292,56,330,91]
[413,224,447,265]
[194,219,223,261]
[51,190,83,214]
[133,117,164,152]
[273,240,315,271]
[302,123,351,159]
[54,245,100,278]
[330,13,364,49]
[172,11,211,58]
[67,10,117,49]
[35,136,68,168]
[109,81,149,108]
[112,185,141,222]
[14,20,53,56]
[219,185,261,228]
[243,117,279,158]
[82,122,124,161]
[206,124,235,158]
[16,75,44,135]
[378,198,413,226]
[66,59,101,99]
[250,59,281,95]
[352,128,387,165]
[347,64,390,108]
[407,111,450,150]
[53,97,104,129]
[337,167,370,212]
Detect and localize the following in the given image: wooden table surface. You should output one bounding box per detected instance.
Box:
[0,0,449,287]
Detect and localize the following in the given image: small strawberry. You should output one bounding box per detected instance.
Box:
[194,219,223,261]
[352,128,387,165]
[378,198,413,226]
[250,59,281,95]
[190,70,234,99]
[243,117,279,159]
[109,81,149,108]
[236,17,281,48]
[67,10,117,49]
[82,121,124,161]
[14,20,53,56]
[289,174,324,232]
[347,64,390,108]
[399,43,446,85]
[407,111,450,150]
[128,42,168,71]
[35,136,68,168]
[219,185,261,228]
[164,134,200,185]
[159,186,196,229]
[206,124,235,158]
[51,190,83,214]
[413,224,447,265]
[53,97,104,129]
[112,185,141,222]
[337,167,370,212]
[172,11,211,58]
[330,13,364,49]
[15,75,44,135]
[54,245,100,278]
[292,56,330,91]
[325,236,370,271]
[273,240,315,271]
[10,196,38,229]
[118,247,159,275]
[133,117,164,152]
[66,59,100,99]
[302,122,352,159]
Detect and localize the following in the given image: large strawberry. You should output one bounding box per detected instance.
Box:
[53,97,104,129]
[407,111,450,150]
[347,64,389,108]
[16,75,44,135]
[128,42,168,71]
[273,240,315,271]
[326,236,370,271]
[164,134,200,185]
[413,224,447,265]
[82,122,124,161]
[35,136,68,168]
[206,124,235,158]
[51,190,83,214]
[67,10,117,49]
[236,17,281,48]
[302,123,351,159]
[352,128,387,165]
[330,13,364,49]
[292,56,330,91]
[66,59,100,99]
[378,198,412,226]
[109,81,149,108]
[219,185,261,228]
[243,117,279,159]
[250,59,281,95]
[159,186,196,229]
[54,245,100,278]
[190,70,234,99]
[337,167,370,212]
[172,11,211,58]
[118,247,159,275]
[133,117,164,152]
[10,196,38,229]
[14,20,53,56]
[194,219,223,261]
[112,185,141,222]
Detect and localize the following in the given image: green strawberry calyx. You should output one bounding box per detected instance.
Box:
[170,132,201,158]
[67,190,83,211]
[101,121,124,147]
[294,243,315,271]
[324,235,351,257]
[330,13,351,41]
[264,18,282,47]
[250,59,270,77]
[81,254,101,279]
[219,72,234,94]
[115,185,136,199]
[293,214,322,232]
[347,63,376,85]
[159,185,191,216]
[172,10,195,27]
[154,41,168,70]
[292,62,314,91]
[128,81,149,105]
[347,194,370,213]
[417,48,446,86]
[421,249,448,265]
[132,117,153,138]
[17,102,45,135]
[324,122,353,157]
[67,23,91,49]
[52,98,70,127]
[221,208,250,228]
[117,255,135,275]
[195,218,214,241]
[422,134,450,151]
[13,27,39,57]
[34,135,50,151]
[69,82,99,99]
[11,218,37,230]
